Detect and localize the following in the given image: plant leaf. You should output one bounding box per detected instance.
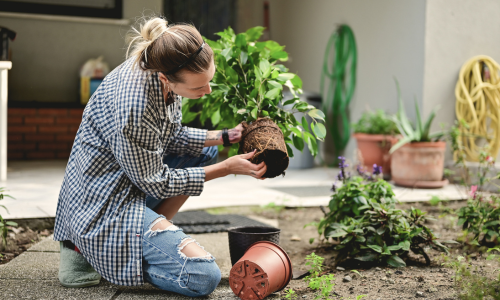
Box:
[313,123,326,139]
[292,133,304,151]
[210,109,221,126]
[308,109,325,121]
[386,255,406,267]
[368,244,382,253]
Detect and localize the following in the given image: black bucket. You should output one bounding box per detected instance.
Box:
[227,226,281,265]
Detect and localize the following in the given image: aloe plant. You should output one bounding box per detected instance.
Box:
[389,79,444,153]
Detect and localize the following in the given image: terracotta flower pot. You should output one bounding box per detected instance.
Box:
[390,141,448,188]
[353,133,397,177]
[229,241,292,300]
[228,226,281,266]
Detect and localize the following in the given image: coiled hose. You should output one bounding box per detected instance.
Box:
[455,55,500,161]
[321,25,357,162]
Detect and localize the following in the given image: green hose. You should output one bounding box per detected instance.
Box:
[320,25,357,163]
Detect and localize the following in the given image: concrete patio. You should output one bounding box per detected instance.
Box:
[0,160,469,220]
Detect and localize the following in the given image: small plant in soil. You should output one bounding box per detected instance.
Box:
[182,26,326,178]
[457,185,500,246]
[309,158,455,267]
[304,252,336,300]
[352,109,399,136]
[443,249,500,300]
[0,187,17,250]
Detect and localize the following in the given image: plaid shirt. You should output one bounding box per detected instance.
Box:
[54,58,207,286]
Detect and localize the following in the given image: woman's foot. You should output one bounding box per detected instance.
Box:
[58,241,101,288]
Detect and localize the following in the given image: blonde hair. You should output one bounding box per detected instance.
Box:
[126,17,213,83]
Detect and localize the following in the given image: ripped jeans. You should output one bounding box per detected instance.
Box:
[142,146,221,297]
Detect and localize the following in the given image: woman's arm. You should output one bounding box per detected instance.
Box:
[204,123,244,147]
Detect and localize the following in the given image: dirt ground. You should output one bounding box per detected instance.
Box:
[209,201,500,300]
[0,227,49,265]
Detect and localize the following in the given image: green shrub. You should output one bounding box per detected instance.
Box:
[309,157,453,267]
[181,26,326,157]
[352,110,398,135]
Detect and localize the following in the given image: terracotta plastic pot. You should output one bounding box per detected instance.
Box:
[390,141,448,188]
[229,241,292,300]
[228,226,281,266]
[353,133,397,177]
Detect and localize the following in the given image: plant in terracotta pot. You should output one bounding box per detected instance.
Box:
[389,81,447,188]
[182,26,327,178]
[352,110,399,178]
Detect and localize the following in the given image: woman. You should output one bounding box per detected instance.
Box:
[54,17,267,297]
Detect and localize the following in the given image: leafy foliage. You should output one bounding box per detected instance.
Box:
[457,189,500,246]
[352,110,399,135]
[181,26,326,157]
[390,79,445,153]
[304,253,336,300]
[310,158,452,267]
[443,251,500,300]
[0,187,17,249]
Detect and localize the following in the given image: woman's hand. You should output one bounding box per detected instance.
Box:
[224,150,267,179]
[228,123,244,143]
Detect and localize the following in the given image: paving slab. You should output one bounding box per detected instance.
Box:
[0,252,59,279]
[2,161,470,220]
[0,279,117,300]
[114,282,280,299]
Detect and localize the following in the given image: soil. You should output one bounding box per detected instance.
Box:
[208,200,500,300]
[241,118,289,178]
[0,226,52,265]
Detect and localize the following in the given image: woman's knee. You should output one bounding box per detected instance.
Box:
[186,260,221,296]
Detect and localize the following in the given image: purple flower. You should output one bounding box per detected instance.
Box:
[337,172,343,180]
[338,156,348,169]
[373,164,383,175]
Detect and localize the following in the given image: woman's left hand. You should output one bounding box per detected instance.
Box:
[228,123,244,143]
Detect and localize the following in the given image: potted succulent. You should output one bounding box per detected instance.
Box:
[389,81,447,188]
[182,26,326,178]
[352,110,399,178]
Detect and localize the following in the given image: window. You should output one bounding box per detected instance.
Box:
[0,0,123,19]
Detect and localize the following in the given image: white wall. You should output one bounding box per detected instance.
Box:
[269,0,426,163]
[1,0,162,103]
[423,0,500,162]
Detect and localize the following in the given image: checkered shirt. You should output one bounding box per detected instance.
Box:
[53,57,207,286]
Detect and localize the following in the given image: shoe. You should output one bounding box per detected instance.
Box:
[58,241,101,288]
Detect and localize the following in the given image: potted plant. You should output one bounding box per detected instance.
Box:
[182,26,326,178]
[352,110,399,178]
[389,81,447,188]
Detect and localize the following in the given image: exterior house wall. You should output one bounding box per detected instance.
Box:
[268,0,426,163]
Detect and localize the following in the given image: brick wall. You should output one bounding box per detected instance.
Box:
[8,108,84,160]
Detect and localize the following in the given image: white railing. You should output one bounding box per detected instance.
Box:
[0,61,12,182]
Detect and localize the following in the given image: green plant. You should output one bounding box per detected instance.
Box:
[310,157,453,267]
[457,187,500,246]
[181,26,326,157]
[390,79,445,153]
[261,201,286,214]
[443,252,500,300]
[0,187,17,248]
[352,110,399,135]
[304,253,336,300]
[283,288,298,300]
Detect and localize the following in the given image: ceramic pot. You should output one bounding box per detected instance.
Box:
[228,226,281,266]
[353,133,397,177]
[390,141,448,188]
[229,241,292,300]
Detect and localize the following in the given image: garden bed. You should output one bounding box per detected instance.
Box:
[209,201,499,300]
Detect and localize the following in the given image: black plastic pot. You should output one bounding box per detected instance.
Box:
[227,226,281,266]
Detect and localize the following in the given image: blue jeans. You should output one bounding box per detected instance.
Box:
[142,146,221,297]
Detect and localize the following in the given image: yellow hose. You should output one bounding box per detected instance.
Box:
[455,55,500,161]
